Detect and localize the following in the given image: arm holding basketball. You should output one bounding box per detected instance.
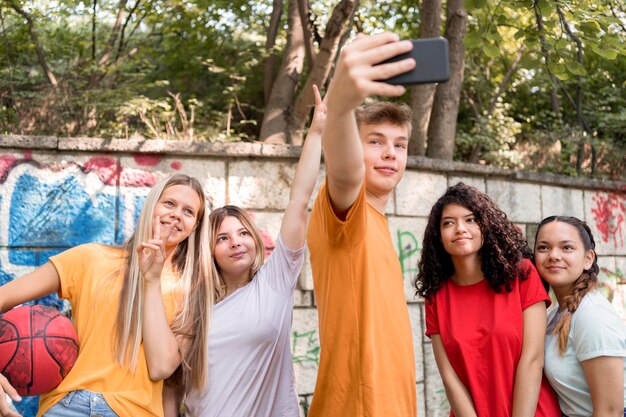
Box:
[0,263,59,417]
[0,262,60,313]
[139,216,183,380]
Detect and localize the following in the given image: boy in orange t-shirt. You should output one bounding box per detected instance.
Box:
[307,33,418,417]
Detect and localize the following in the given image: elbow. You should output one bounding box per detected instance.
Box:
[148,364,177,381]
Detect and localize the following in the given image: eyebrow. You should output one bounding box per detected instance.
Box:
[366,132,409,141]
[442,213,474,220]
[536,239,577,244]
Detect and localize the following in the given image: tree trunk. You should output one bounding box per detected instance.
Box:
[534,5,561,115]
[289,0,357,145]
[409,0,442,156]
[259,0,305,143]
[426,0,466,160]
[264,0,283,105]
[297,0,317,67]
[7,0,58,88]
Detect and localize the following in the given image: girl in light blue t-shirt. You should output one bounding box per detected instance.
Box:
[534,216,626,417]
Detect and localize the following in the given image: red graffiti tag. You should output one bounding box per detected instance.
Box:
[591,193,625,248]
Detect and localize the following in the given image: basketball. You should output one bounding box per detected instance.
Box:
[0,305,78,396]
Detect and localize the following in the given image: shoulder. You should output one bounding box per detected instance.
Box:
[571,291,626,359]
[573,291,624,329]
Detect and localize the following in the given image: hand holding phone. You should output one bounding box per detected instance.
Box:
[378,37,450,85]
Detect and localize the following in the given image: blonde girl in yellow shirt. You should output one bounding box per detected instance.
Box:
[0,174,217,417]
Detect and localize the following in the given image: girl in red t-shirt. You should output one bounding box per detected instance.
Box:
[415,183,560,417]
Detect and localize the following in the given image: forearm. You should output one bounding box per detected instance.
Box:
[512,352,544,417]
[441,373,478,417]
[322,109,364,189]
[142,281,181,380]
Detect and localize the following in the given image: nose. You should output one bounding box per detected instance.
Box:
[229,236,241,248]
[455,221,467,233]
[382,144,397,160]
[547,248,561,260]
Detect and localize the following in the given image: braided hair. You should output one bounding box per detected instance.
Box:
[534,216,599,355]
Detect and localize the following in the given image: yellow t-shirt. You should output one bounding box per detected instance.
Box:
[39,243,180,417]
[307,183,416,417]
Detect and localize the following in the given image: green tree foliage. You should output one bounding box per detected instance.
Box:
[0,0,623,179]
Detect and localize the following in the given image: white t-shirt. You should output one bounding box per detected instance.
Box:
[544,290,626,416]
[185,236,304,417]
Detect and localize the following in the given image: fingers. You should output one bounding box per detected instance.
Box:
[153,215,161,241]
[312,84,322,106]
[0,377,22,417]
[163,220,178,243]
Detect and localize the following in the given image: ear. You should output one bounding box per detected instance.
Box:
[583,249,595,271]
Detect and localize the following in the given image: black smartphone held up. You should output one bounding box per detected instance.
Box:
[379,37,450,85]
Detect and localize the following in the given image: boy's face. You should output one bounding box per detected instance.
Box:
[359,122,409,198]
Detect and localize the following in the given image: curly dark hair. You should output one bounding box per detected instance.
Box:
[414,183,532,299]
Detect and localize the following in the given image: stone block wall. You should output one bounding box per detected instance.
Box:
[1,135,624,417]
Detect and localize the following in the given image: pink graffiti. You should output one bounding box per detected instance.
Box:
[119,168,158,187]
[170,161,182,170]
[0,155,18,180]
[84,157,119,185]
[0,153,159,188]
[134,154,162,167]
[591,193,625,248]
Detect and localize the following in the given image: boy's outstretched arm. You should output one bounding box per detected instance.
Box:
[322,33,415,217]
[280,84,326,251]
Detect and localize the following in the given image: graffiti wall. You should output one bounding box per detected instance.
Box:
[1,136,624,417]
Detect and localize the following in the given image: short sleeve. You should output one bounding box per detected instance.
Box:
[572,297,626,361]
[518,259,551,310]
[309,181,368,247]
[424,296,440,338]
[49,244,96,302]
[257,235,305,293]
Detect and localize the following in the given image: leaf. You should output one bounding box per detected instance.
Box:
[514,29,526,40]
[464,32,483,48]
[537,0,554,16]
[591,45,618,60]
[482,44,501,58]
[566,61,587,76]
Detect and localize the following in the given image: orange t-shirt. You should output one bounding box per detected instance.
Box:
[39,243,180,417]
[307,183,416,417]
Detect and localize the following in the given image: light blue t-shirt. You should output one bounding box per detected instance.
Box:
[544,290,626,416]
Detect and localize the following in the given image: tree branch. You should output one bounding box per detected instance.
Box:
[6,0,58,88]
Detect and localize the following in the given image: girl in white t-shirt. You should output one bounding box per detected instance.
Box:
[163,86,325,417]
[534,216,626,417]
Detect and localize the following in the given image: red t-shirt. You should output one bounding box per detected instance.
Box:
[425,259,560,417]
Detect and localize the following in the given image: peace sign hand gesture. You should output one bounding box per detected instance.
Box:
[136,216,177,284]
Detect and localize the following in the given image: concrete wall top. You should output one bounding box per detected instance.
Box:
[2,134,624,192]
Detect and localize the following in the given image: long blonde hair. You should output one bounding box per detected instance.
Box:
[115,174,218,389]
[534,216,599,355]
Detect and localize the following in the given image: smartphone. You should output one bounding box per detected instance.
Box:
[379,37,450,85]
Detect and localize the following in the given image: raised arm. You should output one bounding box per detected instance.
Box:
[512,301,547,417]
[0,262,60,417]
[431,335,478,417]
[322,33,414,216]
[280,84,325,250]
[139,216,183,380]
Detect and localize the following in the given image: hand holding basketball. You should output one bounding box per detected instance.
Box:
[0,377,21,417]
